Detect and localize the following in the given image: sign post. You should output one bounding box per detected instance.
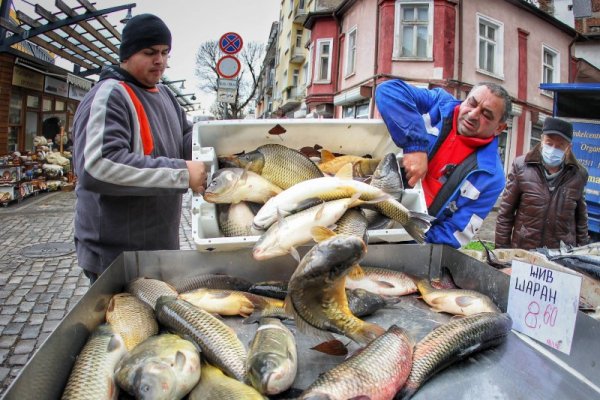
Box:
[216,32,243,104]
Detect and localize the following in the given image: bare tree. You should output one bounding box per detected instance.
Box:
[195,41,265,119]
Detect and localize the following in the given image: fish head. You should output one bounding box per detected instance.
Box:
[132,361,177,400]
[247,353,291,395]
[316,236,367,277]
[371,153,403,197]
[219,150,265,173]
[204,168,244,203]
[253,229,287,260]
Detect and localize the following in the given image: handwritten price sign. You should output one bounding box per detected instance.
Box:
[507,260,581,355]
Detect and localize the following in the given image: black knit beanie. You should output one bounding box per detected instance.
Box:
[119,14,172,61]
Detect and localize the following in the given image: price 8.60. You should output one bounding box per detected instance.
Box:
[524,301,558,329]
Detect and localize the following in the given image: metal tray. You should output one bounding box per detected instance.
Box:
[3,244,600,399]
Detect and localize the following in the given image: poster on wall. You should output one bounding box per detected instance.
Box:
[12,65,44,91]
[45,76,69,97]
[68,84,88,101]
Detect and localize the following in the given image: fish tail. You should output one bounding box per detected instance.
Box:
[403,211,435,244]
[416,279,434,295]
[395,384,419,400]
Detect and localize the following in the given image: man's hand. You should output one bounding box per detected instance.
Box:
[186,161,208,194]
[402,152,428,187]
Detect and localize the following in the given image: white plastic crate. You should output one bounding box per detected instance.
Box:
[191,119,428,252]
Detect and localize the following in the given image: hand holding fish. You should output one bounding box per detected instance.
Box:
[187,160,208,194]
[402,151,428,187]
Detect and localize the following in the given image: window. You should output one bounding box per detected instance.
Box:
[342,102,370,119]
[315,39,333,82]
[296,29,303,47]
[306,44,313,85]
[292,69,299,87]
[26,95,39,109]
[394,1,433,59]
[477,14,504,78]
[286,31,291,52]
[299,0,305,10]
[345,27,357,76]
[42,98,52,112]
[542,45,559,86]
[530,123,542,150]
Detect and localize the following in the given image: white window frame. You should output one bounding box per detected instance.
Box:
[541,44,560,96]
[345,26,358,77]
[393,0,433,60]
[296,29,303,48]
[315,38,333,83]
[306,43,313,85]
[476,13,504,80]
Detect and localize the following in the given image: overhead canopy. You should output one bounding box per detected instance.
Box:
[540,83,600,120]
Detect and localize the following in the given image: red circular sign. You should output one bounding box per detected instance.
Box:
[219,32,244,55]
[216,55,241,78]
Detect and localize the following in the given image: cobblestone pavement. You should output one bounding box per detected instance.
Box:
[0,190,497,396]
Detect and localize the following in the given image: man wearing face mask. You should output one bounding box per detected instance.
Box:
[495,117,589,249]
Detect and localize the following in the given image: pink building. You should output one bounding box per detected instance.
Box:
[303,0,596,171]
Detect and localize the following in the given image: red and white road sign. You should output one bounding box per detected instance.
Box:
[219,32,243,55]
[216,55,241,79]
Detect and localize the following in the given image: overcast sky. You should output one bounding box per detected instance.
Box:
[12,0,281,114]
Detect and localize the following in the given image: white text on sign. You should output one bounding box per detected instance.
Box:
[507,260,581,355]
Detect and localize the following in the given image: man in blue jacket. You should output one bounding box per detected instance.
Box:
[376,80,512,248]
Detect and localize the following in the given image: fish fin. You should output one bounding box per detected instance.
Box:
[107,334,123,353]
[310,339,348,356]
[348,396,371,400]
[416,279,434,294]
[350,322,386,346]
[311,226,337,242]
[107,296,116,314]
[402,211,436,244]
[243,312,261,324]
[314,203,326,221]
[284,295,335,341]
[375,280,395,289]
[335,163,354,180]
[455,296,476,307]
[320,149,336,162]
[347,264,365,280]
[290,247,301,263]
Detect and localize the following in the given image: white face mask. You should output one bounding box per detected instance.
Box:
[541,143,565,167]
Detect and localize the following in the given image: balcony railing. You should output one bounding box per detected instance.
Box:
[294,6,308,24]
[290,45,305,64]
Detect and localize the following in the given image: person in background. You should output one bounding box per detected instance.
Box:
[375,79,512,248]
[495,117,589,250]
[72,14,207,284]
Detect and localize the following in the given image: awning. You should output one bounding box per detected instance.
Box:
[333,85,372,106]
[67,73,92,91]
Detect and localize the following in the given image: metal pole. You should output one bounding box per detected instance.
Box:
[0,0,12,45]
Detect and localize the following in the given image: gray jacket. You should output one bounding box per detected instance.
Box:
[72,66,193,274]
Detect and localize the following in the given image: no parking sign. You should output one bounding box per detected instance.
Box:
[219,32,243,55]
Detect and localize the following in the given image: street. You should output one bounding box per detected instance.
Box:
[0,189,497,395]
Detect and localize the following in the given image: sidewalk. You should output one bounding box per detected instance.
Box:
[0,190,497,395]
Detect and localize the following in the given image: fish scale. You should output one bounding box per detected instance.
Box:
[105,293,158,351]
[300,325,413,400]
[155,297,247,381]
[398,312,513,400]
[61,324,127,400]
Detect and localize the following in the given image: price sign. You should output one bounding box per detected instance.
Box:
[507,260,581,355]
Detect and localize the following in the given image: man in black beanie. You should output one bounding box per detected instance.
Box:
[71,13,207,284]
[496,117,589,249]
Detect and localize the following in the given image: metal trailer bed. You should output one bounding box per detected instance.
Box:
[3,244,599,399]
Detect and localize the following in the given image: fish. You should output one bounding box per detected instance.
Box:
[246,318,298,395]
[346,288,401,317]
[479,239,511,270]
[284,234,385,345]
[126,277,179,310]
[218,143,324,189]
[61,324,127,400]
[217,202,264,237]
[253,163,434,243]
[253,195,370,261]
[333,208,369,242]
[318,149,380,177]
[188,362,266,400]
[248,281,399,318]
[417,279,501,316]
[248,280,289,300]
[204,168,282,204]
[105,293,158,351]
[398,313,513,400]
[299,325,413,400]
[155,296,247,381]
[535,246,600,280]
[114,334,201,400]
[178,288,287,322]
[168,273,253,294]
[345,267,418,297]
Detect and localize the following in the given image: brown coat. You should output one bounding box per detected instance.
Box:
[495,145,589,250]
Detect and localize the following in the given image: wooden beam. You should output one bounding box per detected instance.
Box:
[77,0,124,41]
[55,0,120,55]
[15,11,103,67]
[27,35,95,70]
[34,4,118,64]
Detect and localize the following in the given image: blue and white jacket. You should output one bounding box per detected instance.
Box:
[375,79,505,248]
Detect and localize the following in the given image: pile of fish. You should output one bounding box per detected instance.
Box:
[62,238,511,399]
[205,143,434,261]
